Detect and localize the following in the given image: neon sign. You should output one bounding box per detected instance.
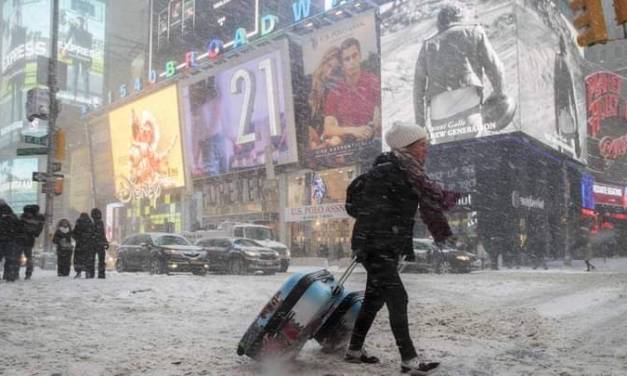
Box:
[110,0,351,104]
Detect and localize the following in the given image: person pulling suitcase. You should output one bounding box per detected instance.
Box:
[344,121,459,375]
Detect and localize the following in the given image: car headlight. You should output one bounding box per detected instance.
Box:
[244,250,259,257]
[456,255,470,261]
[285,249,291,258]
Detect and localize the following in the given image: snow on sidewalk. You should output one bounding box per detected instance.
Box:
[0,261,626,376]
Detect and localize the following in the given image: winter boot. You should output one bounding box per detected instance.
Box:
[400,358,440,375]
[344,349,380,364]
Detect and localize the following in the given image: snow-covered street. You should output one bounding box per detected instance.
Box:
[1,260,627,376]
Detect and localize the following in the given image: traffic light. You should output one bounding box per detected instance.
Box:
[614,0,627,25]
[54,129,65,161]
[53,176,64,196]
[571,0,609,46]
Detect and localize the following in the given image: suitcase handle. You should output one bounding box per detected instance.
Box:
[332,257,358,295]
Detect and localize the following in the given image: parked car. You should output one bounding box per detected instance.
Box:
[403,238,477,274]
[116,233,209,275]
[183,222,290,272]
[195,237,281,275]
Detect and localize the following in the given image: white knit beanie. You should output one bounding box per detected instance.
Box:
[385,121,428,150]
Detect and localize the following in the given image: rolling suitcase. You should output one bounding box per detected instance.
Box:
[314,290,364,353]
[237,261,359,360]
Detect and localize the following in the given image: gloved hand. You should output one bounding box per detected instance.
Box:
[104,243,109,250]
[352,249,367,263]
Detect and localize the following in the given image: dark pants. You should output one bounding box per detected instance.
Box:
[57,248,73,276]
[84,251,96,278]
[95,247,106,278]
[349,253,417,361]
[22,245,34,278]
[2,242,21,281]
[74,250,84,275]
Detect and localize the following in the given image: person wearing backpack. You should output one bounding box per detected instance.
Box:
[17,205,45,280]
[344,121,459,375]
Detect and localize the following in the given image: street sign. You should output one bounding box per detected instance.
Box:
[22,134,48,146]
[32,172,49,182]
[52,162,62,173]
[17,147,48,156]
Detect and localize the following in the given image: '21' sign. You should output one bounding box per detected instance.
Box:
[227,56,284,146]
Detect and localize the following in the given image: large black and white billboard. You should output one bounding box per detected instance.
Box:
[379,0,587,163]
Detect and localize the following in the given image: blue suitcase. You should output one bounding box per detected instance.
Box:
[314,290,364,353]
[237,261,359,360]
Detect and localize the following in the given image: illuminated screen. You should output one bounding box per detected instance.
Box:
[181,40,297,177]
[108,85,185,203]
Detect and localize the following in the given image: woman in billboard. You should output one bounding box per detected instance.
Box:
[307,47,342,150]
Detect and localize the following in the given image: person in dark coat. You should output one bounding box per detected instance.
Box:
[53,219,74,277]
[345,121,459,375]
[90,208,109,279]
[72,213,95,278]
[0,201,22,282]
[16,205,45,279]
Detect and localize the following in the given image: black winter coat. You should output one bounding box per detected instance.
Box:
[351,152,455,258]
[17,212,45,247]
[53,230,74,251]
[92,219,108,249]
[0,204,20,243]
[72,215,95,253]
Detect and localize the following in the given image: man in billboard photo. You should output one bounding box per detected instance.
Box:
[413,2,506,143]
[62,16,93,100]
[4,2,27,124]
[554,36,581,159]
[322,37,381,147]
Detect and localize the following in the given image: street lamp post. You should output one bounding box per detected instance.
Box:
[43,0,60,253]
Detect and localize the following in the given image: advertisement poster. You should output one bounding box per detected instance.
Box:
[586,71,627,185]
[181,41,297,177]
[0,0,50,129]
[108,85,185,204]
[0,0,105,132]
[0,158,39,211]
[379,0,586,162]
[285,168,354,222]
[298,11,381,168]
[57,0,106,106]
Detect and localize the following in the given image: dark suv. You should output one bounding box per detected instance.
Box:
[116,233,209,275]
[195,237,280,275]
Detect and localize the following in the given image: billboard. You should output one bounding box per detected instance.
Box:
[152,0,260,71]
[586,71,627,184]
[0,0,50,129]
[0,0,106,131]
[297,11,381,168]
[108,85,185,204]
[379,0,587,163]
[180,40,297,177]
[0,158,39,210]
[57,0,106,105]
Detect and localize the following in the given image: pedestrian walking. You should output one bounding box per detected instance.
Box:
[344,121,459,375]
[581,219,596,272]
[90,208,109,279]
[72,213,95,278]
[0,202,22,282]
[16,205,45,280]
[52,219,74,277]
